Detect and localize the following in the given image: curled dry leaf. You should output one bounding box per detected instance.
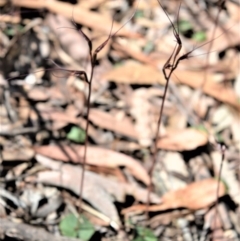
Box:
[157,128,208,151]
[33,145,150,185]
[122,178,226,214]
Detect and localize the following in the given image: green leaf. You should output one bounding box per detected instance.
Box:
[5,25,24,36]
[192,124,208,133]
[143,41,155,54]
[135,10,144,19]
[133,227,157,241]
[59,214,95,241]
[77,216,95,241]
[193,31,207,42]
[215,133,224,143]
[179,20,192,33]
[59,214,78,238]
[67,126,86,143]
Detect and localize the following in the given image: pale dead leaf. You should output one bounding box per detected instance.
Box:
[34,145,150,185]
[102,60,165,85]
[130,88,155,146]
[27,87,49,101]
[157,128,208,151]
[2,147,34,161]
[122,178,226,214]
[89,108,138,139]
[156,152,189,191]
[12,0,140,39]
[212,106,233,132]
[39,110,79,125]
[46,14,89,61]
[79,0,107,9]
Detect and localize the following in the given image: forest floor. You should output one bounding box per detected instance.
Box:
[0,0,240,241]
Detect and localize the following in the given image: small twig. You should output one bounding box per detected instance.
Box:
[147,0,183,216]
[77,3,140,214]
[3,88,18,123]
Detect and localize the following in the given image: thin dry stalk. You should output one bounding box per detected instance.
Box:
[147,0,231,223]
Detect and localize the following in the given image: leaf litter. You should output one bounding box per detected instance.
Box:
[0,0,240,241]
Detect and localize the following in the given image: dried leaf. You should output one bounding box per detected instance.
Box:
[34,145,150,185]
[130,88,155,146]
[122,178,226,214]
[157,128,208,151]
[102,60,165,85]
[12,0,139,38]
[89,108,138,139]
[46,14,89,61]
[27,87,49,101]
[212,106,233,132]
[2,147,34,161]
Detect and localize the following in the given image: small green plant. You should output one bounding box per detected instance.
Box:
[135,9,144,19]
[179,19,206,42]
[59,213,95,241]
[192,124,208,133]
[179,19,192,33]
[67,126,86,143]
[4,24,24,36]
[192,31,207,42]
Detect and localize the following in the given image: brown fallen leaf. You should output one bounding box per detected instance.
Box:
[157,128,208,151]
[33,145,150,185]
[40,110,79,123]
[122,178,226,214]
[12,0,140,39]
[89,108,138,139]
[102,60,165,85]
